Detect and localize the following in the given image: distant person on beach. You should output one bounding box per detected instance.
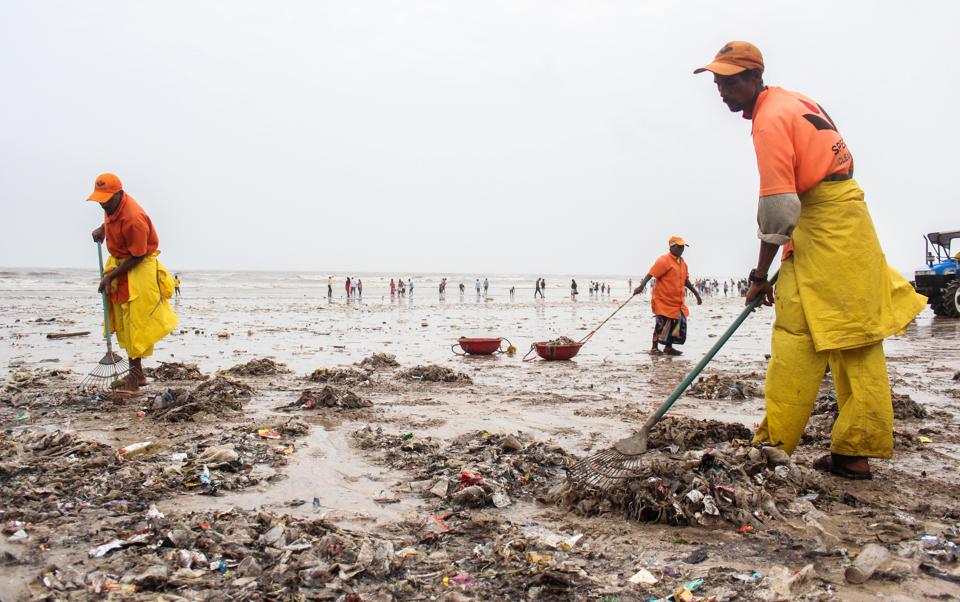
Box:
[534,278,543,299]
[357,279,363,298]
[628,278,633,293]
[345,276,351,298]
[540,278,546,298]
[173,274,181,298]
[695,41,925,477]
[350,278,357,297]
[390,278,396,297]
[483,277,489,295]
[87,173,178,392]
[408,278,414,295]
[570,279,578,298]
[459,282,465,295]
[634,236,702,356]
[475,279,481,296]
[509,286,515,299]
[327,275,333,298]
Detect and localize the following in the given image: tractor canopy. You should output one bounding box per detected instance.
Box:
[927,231,960,249]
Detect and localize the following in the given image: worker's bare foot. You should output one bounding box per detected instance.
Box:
[663,347,683,356]
[118,372,141,392]
[814,453,872,480]
[649,347,662,355]
[129,358,146,387]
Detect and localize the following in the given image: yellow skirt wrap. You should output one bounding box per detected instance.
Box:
[791,179,926,352]
[104,252,179,359]
[754,179,927,458]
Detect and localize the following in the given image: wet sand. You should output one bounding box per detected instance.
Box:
[3,280,960,600]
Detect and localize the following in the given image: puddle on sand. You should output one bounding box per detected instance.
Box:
[162,427,422,527]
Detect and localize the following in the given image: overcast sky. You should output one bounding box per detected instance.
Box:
[1,1,956,276]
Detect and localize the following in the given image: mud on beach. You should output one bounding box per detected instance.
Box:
[2,293,960,600]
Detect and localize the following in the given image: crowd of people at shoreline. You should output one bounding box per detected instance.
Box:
[309,274,751,302]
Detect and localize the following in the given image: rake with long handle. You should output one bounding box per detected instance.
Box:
[81,242,128,388]
[568,271,779,490]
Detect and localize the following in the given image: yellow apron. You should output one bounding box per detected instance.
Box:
[791,179,926,352]
[754,179,926,457]
[104,252,179,359]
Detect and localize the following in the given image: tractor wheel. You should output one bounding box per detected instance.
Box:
[938,279,960,318]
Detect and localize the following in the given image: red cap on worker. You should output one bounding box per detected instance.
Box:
[88,173,122,203]
[693,41,764,76]
[669,236,689,247]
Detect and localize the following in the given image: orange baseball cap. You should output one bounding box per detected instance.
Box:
[669,236,689,247]
[694,41,764,76]
[87,173,123,203]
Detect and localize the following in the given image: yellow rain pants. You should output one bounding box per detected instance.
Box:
[104,252,179,359]
[753,179,926,457]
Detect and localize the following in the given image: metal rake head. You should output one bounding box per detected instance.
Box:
[81,351,129,389]
[566,431,655,492]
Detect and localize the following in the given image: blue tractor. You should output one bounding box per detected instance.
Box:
[913,230,960,317]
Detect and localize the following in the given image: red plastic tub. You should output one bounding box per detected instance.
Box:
[453,337,510,356]
[525,341,584,361]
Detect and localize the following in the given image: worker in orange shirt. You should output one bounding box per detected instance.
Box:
[695,42,925,479]
[634,236,703,356]
[89,173,178,392]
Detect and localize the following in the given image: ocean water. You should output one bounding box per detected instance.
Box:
[0,268,649,301]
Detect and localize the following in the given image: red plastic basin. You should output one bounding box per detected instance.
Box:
[457,337,503,355]
[533,341,583,361]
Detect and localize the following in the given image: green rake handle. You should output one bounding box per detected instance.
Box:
[96,242,116,356]
[644,271,780,425]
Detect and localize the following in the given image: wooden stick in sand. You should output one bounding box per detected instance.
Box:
[46,331,91,339]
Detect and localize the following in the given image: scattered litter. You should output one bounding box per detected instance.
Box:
[277,386,373,411]
[115,440,162,462]
[356,352,400,370]
[550,439,830,526]
[151,376,254,422]
[307,367,371,386]
[257,428,281,440]
[397,364,473,383]
[352,428,571,510]
[688,373,762,400]
[223,357,291,376]
[845,543,890,584]
[628,568,658,585]
[5,368,71,392]
[144,361,207,381]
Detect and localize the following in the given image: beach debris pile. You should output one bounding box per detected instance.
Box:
[277,386,373,411]
[900,529,960,584]
[397,364,473,384]
[805,391,928,449]
[307,367,371,386]
[29,503,643,600]
[151,377,254,422]
[356,352,400,370]
[552,441,828,527]
[645,416,753,451]
[33,507,413,599]
[5,368,71,392]
[222,357,291,377]
[144,362,206,381]
[352,427,571,509]
[688,373,762,400]
[813,391,927,420]
[1,423,310,513]
[543,336,578,346]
